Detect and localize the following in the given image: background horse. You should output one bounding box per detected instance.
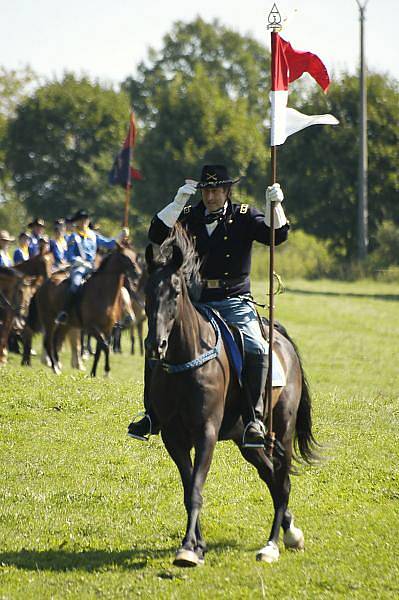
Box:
[23,246,140,376]
[0,267,25,365]
[143,226,318,566]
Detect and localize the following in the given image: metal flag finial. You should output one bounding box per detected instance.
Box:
[267,3,282,31]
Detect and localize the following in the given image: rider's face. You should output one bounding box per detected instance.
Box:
[76,218,90,230]
[201,186,229,213]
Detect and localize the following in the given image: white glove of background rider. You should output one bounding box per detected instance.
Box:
[264,183,288,229]
[158,180,198,228]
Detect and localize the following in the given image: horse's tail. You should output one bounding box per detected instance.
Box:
[274,321,320,465]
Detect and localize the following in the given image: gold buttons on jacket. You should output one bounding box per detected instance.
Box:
[224,272,229,276]
[224,236,228,240]
[226,254,230,258]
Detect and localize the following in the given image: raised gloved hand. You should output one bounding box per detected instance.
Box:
[117,227,130,243]
[264,183,287,228]
[158,179,198,228]
[173,180,198,207]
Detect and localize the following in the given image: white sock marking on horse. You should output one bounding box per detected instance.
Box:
[256,541,280,563]
[283,518,305,550]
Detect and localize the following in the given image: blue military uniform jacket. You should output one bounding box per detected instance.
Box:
[149,200,289,302]
[13,247,30,264]
[50,238,68,265]
[66,229,116,264]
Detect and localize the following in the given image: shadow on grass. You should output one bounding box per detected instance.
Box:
[0,541,239,572]
[286,287,399,303]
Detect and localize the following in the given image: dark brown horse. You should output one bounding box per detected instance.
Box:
[0,253,54,362]
[0,267,25,364]
[22,246,141,376]
[143,226,317,566]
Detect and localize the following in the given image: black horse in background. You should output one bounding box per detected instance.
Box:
[142,225,318,567]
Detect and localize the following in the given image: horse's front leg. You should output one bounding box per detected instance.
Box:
[174,422,218,567]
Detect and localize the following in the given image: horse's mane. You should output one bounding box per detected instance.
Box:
[158,224,203,301]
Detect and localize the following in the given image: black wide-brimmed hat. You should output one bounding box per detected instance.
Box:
[197,165,241,189]
[28,217,45,228]
[71,209,89,222]
[54,218,65,228]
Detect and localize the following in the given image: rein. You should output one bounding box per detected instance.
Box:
[149,304,221,374]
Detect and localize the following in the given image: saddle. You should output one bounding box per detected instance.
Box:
[199,305,286,388]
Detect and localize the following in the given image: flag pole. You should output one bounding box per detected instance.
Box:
[123,110,135,229]
[265,4,282,459]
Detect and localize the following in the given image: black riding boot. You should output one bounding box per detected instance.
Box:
[127,358,160,442]
[241,352,269,448]
[55,291,75,325]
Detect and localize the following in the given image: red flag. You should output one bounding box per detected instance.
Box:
[270,33,338,146]
[272,34,330,92]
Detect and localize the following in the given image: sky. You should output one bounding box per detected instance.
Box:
[1,0,398,85]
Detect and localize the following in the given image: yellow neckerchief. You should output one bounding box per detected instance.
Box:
[19,244,30,260]
[0,248,11,260]
[54,234,67,249]
[76,228,92,239]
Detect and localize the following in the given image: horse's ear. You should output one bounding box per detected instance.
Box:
[171,245,184,272]
[145,244,155,270]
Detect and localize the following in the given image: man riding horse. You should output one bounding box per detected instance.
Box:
[55,209,128,325]
[128,164,289,448]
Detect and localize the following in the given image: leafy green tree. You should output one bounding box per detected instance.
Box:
[6,74,131,222]
[132,65,267,216]
[279,72,399,258]
[0,67,36,230]
[123,18,271,122]
[124,18,276,216]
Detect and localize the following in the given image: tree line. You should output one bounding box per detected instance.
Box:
[0,18,398,261]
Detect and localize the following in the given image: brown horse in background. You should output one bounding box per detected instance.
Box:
[142,226,318,567]
[0,267,25,365]
[23,246,140,376]
[0,253,54,363]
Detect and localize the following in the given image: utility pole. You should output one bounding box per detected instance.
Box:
[356,0,369,260]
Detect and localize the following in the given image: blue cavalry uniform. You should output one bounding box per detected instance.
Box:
[128,164,289,447]
[66,229,116,292]
[13,246,30,264]
[50,238,67,266]
[55,210,118,325]
[27,218,46,257]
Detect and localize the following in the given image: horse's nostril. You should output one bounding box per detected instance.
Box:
[160,340,167,350]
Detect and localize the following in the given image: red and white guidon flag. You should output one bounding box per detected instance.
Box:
[270,33,339,146]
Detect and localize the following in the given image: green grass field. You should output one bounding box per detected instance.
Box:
[1,279,398,599]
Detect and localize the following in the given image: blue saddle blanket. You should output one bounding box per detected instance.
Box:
[197,304,286,388]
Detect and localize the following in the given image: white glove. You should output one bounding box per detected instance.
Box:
[173,180,198,207]
[158,179,198,228]
[117,227,129,242]
[264,183,287,228]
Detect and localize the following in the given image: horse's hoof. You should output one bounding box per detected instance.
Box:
[256,541,279,563]
[53,364,62,376]
[173,548,200,568]
[283,522,305,550]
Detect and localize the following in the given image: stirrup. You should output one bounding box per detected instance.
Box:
[127,412,153,442]
[241,420,266,449]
